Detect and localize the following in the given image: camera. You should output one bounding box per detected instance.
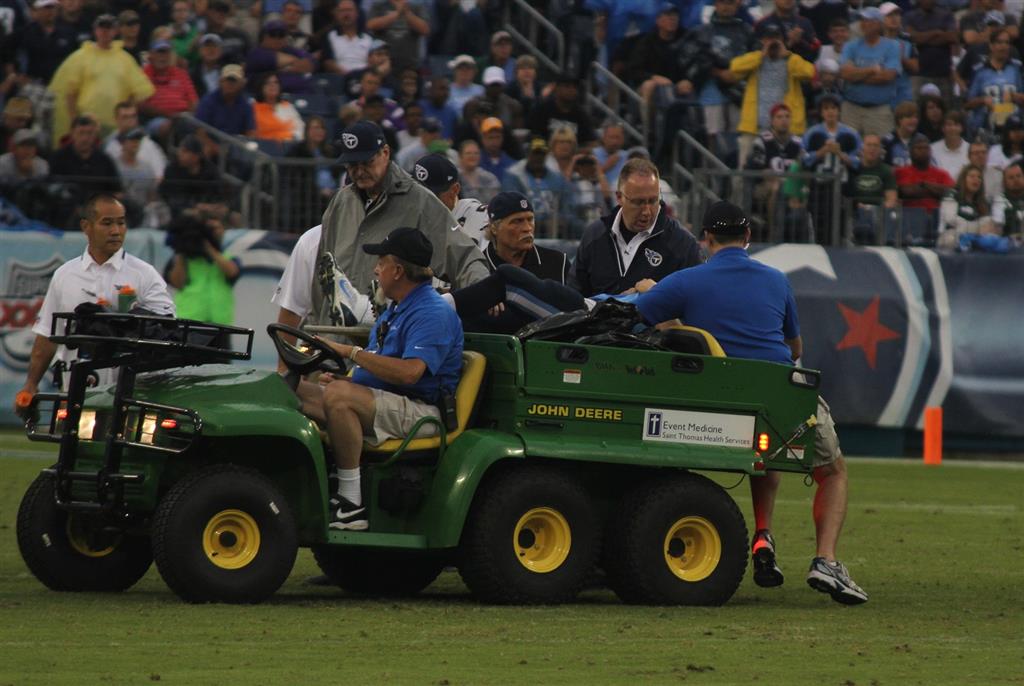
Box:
[166,214,217,259]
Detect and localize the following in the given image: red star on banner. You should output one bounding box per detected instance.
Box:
[835,295,901,369]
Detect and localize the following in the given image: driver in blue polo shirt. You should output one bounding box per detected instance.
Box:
[634,201,868,606]
[314,226,463,531]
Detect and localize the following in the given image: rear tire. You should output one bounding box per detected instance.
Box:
[458,465,600,604]
[16,472,152,592]
[152,464,298,604]
[604,473,748,606]
[311,546,445,596]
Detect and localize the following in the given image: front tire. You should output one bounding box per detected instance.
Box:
[458,465,600,604]
[151,464,298,604]
[16,472,152,592]
[604,473,748,606]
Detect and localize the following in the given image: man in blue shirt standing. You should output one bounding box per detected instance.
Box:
[315,227,464,531]
[839,7,901,137]
[634,201,868,605]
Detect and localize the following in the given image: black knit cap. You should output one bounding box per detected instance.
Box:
[702,201,750,236]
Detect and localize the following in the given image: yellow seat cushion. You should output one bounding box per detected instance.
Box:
[667,324,727,357]
[362,350,487,454]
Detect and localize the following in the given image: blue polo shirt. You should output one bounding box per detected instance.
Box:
[635,247,800,365]
[195,89,256,136]
[840,37,902,107]
[352,281,463,404]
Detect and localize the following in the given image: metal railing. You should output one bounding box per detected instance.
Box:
[586,62,647,148]
[503,0,566,74]
[170,115,279,230]
[692,168,846,246]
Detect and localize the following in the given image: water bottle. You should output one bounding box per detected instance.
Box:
[117,286,137,312]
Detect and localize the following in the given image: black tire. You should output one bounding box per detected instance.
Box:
[151,464,298,604]
[604,473,748,606]
[16,472,152,592]
[311,546,445,596]
[458,465,600,604]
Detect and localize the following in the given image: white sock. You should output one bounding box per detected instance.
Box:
[336,468,361,506]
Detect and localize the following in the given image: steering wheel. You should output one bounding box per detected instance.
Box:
[266,323,348,377]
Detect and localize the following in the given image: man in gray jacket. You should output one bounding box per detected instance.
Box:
[309,121,489,327]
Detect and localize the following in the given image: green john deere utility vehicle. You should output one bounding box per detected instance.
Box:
[17,308,819,605]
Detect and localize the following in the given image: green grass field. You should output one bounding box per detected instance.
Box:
[1,429,1022,685]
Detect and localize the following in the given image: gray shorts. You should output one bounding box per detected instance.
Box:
[366,388,441,446]
[814,396,842,468]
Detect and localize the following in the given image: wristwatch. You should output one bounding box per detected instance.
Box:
[349,345,363,361]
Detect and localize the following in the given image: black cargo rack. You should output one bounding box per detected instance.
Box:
[26,311,254,512]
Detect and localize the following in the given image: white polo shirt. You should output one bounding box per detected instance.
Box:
[325,30,372,73]
[32,247,175,366]
[272,224,322,319]
[610,206,660,275]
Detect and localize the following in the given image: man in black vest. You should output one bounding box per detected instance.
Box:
[570,157,701,296]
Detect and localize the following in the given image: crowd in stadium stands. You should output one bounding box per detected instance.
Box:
[1,0,1023,250]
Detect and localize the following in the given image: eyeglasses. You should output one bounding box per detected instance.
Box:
[619,193,661,208]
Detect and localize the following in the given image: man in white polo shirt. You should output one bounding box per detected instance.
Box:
[15,194,174,406]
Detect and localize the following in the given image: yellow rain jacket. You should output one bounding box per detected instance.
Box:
[729,51,815,136]
[47,41,155,145]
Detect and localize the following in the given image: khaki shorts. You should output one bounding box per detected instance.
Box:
[366,388,441,446]
[814,396,842,468]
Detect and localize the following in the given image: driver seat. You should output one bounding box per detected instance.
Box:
[358,350,487,456]
[659,324,727,357]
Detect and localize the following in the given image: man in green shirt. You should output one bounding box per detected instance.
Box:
[846,134,898,244]
[992,162,1024,240]
[165,214,240,325]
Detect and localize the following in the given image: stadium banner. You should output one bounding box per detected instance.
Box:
[1,231,1022,439]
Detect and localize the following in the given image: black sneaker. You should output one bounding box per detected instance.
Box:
[806,557,868,605]
[752,529,784,587]
[328,496,368,531]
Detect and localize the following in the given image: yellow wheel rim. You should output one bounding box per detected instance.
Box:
[513,507,572,573]
[663,516,721,582]
[66,516,116,558]
[202,509,261,570]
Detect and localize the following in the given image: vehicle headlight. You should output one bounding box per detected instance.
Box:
[78,410,97,440]
[140,413,157,445]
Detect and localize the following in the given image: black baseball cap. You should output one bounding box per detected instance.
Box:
[702,200,750,235]
[336,120,386,164]
[413,154,458,193]
[757,19,784,39]
[488,191,533,222]
[362,226,433,268]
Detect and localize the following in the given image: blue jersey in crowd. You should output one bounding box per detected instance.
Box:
[966,59,1024,134]
[352,282,463,404]
[839,37,902,107]
[891,35,916,107]
[635,247,800,365]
